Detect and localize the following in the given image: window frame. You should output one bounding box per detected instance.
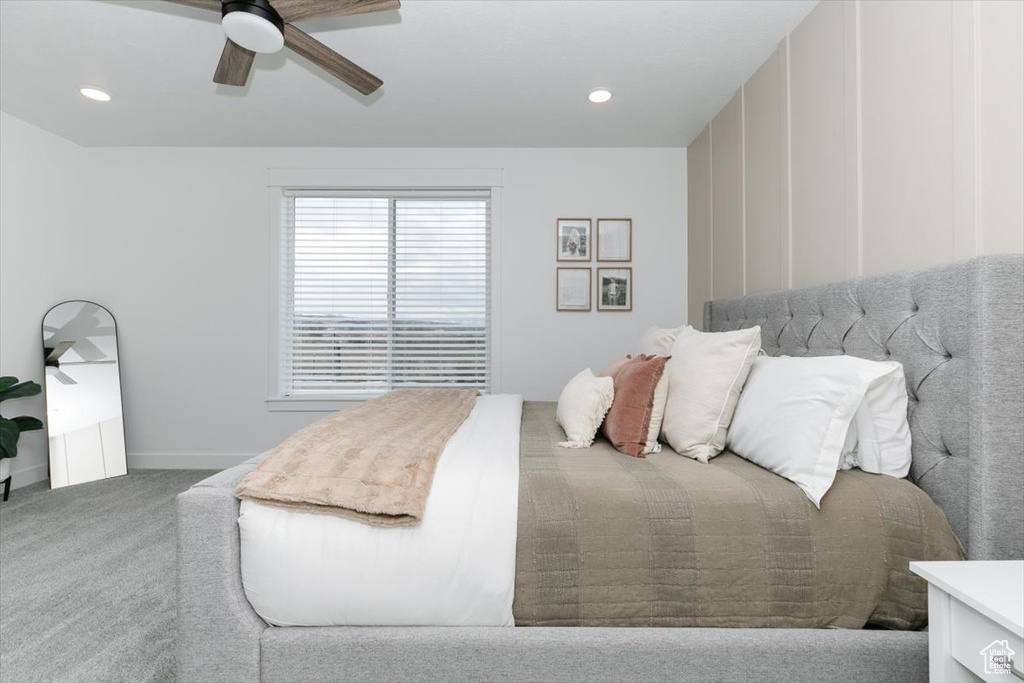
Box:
[265,168,504,412]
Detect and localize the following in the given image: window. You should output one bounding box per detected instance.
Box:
[277,189,491,398]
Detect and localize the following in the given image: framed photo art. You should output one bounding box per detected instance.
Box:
[596,218,632,261]
[597,267,632,311]
[556,268,592,311]
[556,218,592,261]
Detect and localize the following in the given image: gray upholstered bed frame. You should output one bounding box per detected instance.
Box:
[178,255,1023,683]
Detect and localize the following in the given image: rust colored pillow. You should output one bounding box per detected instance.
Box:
[601,355,671,458]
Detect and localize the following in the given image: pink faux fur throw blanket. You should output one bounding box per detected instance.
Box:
[235,389,479,526]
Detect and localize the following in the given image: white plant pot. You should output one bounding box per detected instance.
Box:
[0,458,10,482]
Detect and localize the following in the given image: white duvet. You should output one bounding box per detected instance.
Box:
[238,394,523,627]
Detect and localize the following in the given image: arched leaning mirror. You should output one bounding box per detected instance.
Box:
[42,301,127,489]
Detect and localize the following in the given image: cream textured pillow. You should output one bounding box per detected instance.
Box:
[638,325,690,356]
[661,325,761,462]
[556,368,615,449]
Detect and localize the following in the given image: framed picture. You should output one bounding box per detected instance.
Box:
[556,268,592,311]
[597,267,632,311]
[556,218,592,261]
[596,218,632,262]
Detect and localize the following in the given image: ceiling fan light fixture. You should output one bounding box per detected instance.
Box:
[221,0,285,54]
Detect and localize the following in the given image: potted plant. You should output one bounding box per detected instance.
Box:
[0,376,44,499]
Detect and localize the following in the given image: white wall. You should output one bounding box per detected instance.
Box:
[686,0,1024,324]
[0,114,87,488]
[0,111,687,487]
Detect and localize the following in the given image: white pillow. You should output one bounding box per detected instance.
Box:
[636,325,687,454]
[556,368,615,448]
[836,363,912,477]
[660,325,761,462]
[642,372,669,455]
[727,355,905,507]
[838,424,859,470]
[638,325,690,356]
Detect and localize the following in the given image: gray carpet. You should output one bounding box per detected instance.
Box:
[0,470,216,683]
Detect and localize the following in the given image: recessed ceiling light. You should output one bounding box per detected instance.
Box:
[80,87,112,102]
[588,88,612,104]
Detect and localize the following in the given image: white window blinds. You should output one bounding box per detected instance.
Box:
[278,189,491,397]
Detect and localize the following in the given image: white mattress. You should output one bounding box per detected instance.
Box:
[238,393,523,627]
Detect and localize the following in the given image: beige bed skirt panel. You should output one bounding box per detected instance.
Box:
[512,401,964,629]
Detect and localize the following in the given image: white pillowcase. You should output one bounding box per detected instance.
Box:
[727,355,907,507]
[837,364,912,477]
[556,368,615,448]
[838,424,859,470]
[660,325,761,462]
[638,324,690,356]
[642,373,669,455]
[636,325,687,454]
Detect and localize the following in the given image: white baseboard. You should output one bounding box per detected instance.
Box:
[8,463,48,490]
[4,454,252,492]
[127,453,254,470]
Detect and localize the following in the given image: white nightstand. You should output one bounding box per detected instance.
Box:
[910,561,1024,683]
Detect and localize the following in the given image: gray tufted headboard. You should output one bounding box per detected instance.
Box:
[704,255,1024,561]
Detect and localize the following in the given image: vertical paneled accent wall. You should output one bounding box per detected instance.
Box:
[860,0,955,275]
[711,93,745,299]
[686,0,1023,326]
[687,127,712,322]
[978,0,1024,255]
[789,0,849,288]
[743,46,788,295]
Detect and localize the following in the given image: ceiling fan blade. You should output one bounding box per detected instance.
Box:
[273,0,400,23]
[53,370,77,386]
[213,39,257,86]
[68,337,107,362]
[162,0,222,11]
[283,25,382,95]
[45,341,75,363]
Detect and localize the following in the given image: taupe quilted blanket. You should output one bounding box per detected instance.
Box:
[513,401,964,629]
[235,389,478,526]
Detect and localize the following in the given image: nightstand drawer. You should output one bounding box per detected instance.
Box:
[950,598,1024,682]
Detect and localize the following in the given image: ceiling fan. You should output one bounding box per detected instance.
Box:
[164,0,400,94]
[44,342,117,386]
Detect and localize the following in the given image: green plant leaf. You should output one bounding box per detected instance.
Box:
[0,377,17,393]
[0,418,19,459]
[0,380,42,403]
[12,416,43,432]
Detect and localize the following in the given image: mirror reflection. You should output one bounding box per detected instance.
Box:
[42,301,127,488]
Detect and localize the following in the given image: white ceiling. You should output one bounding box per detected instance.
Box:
[0,0,816,147]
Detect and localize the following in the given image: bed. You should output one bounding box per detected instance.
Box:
[177,254,1024,682]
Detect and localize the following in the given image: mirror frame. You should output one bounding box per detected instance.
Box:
[41,300,128,488]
